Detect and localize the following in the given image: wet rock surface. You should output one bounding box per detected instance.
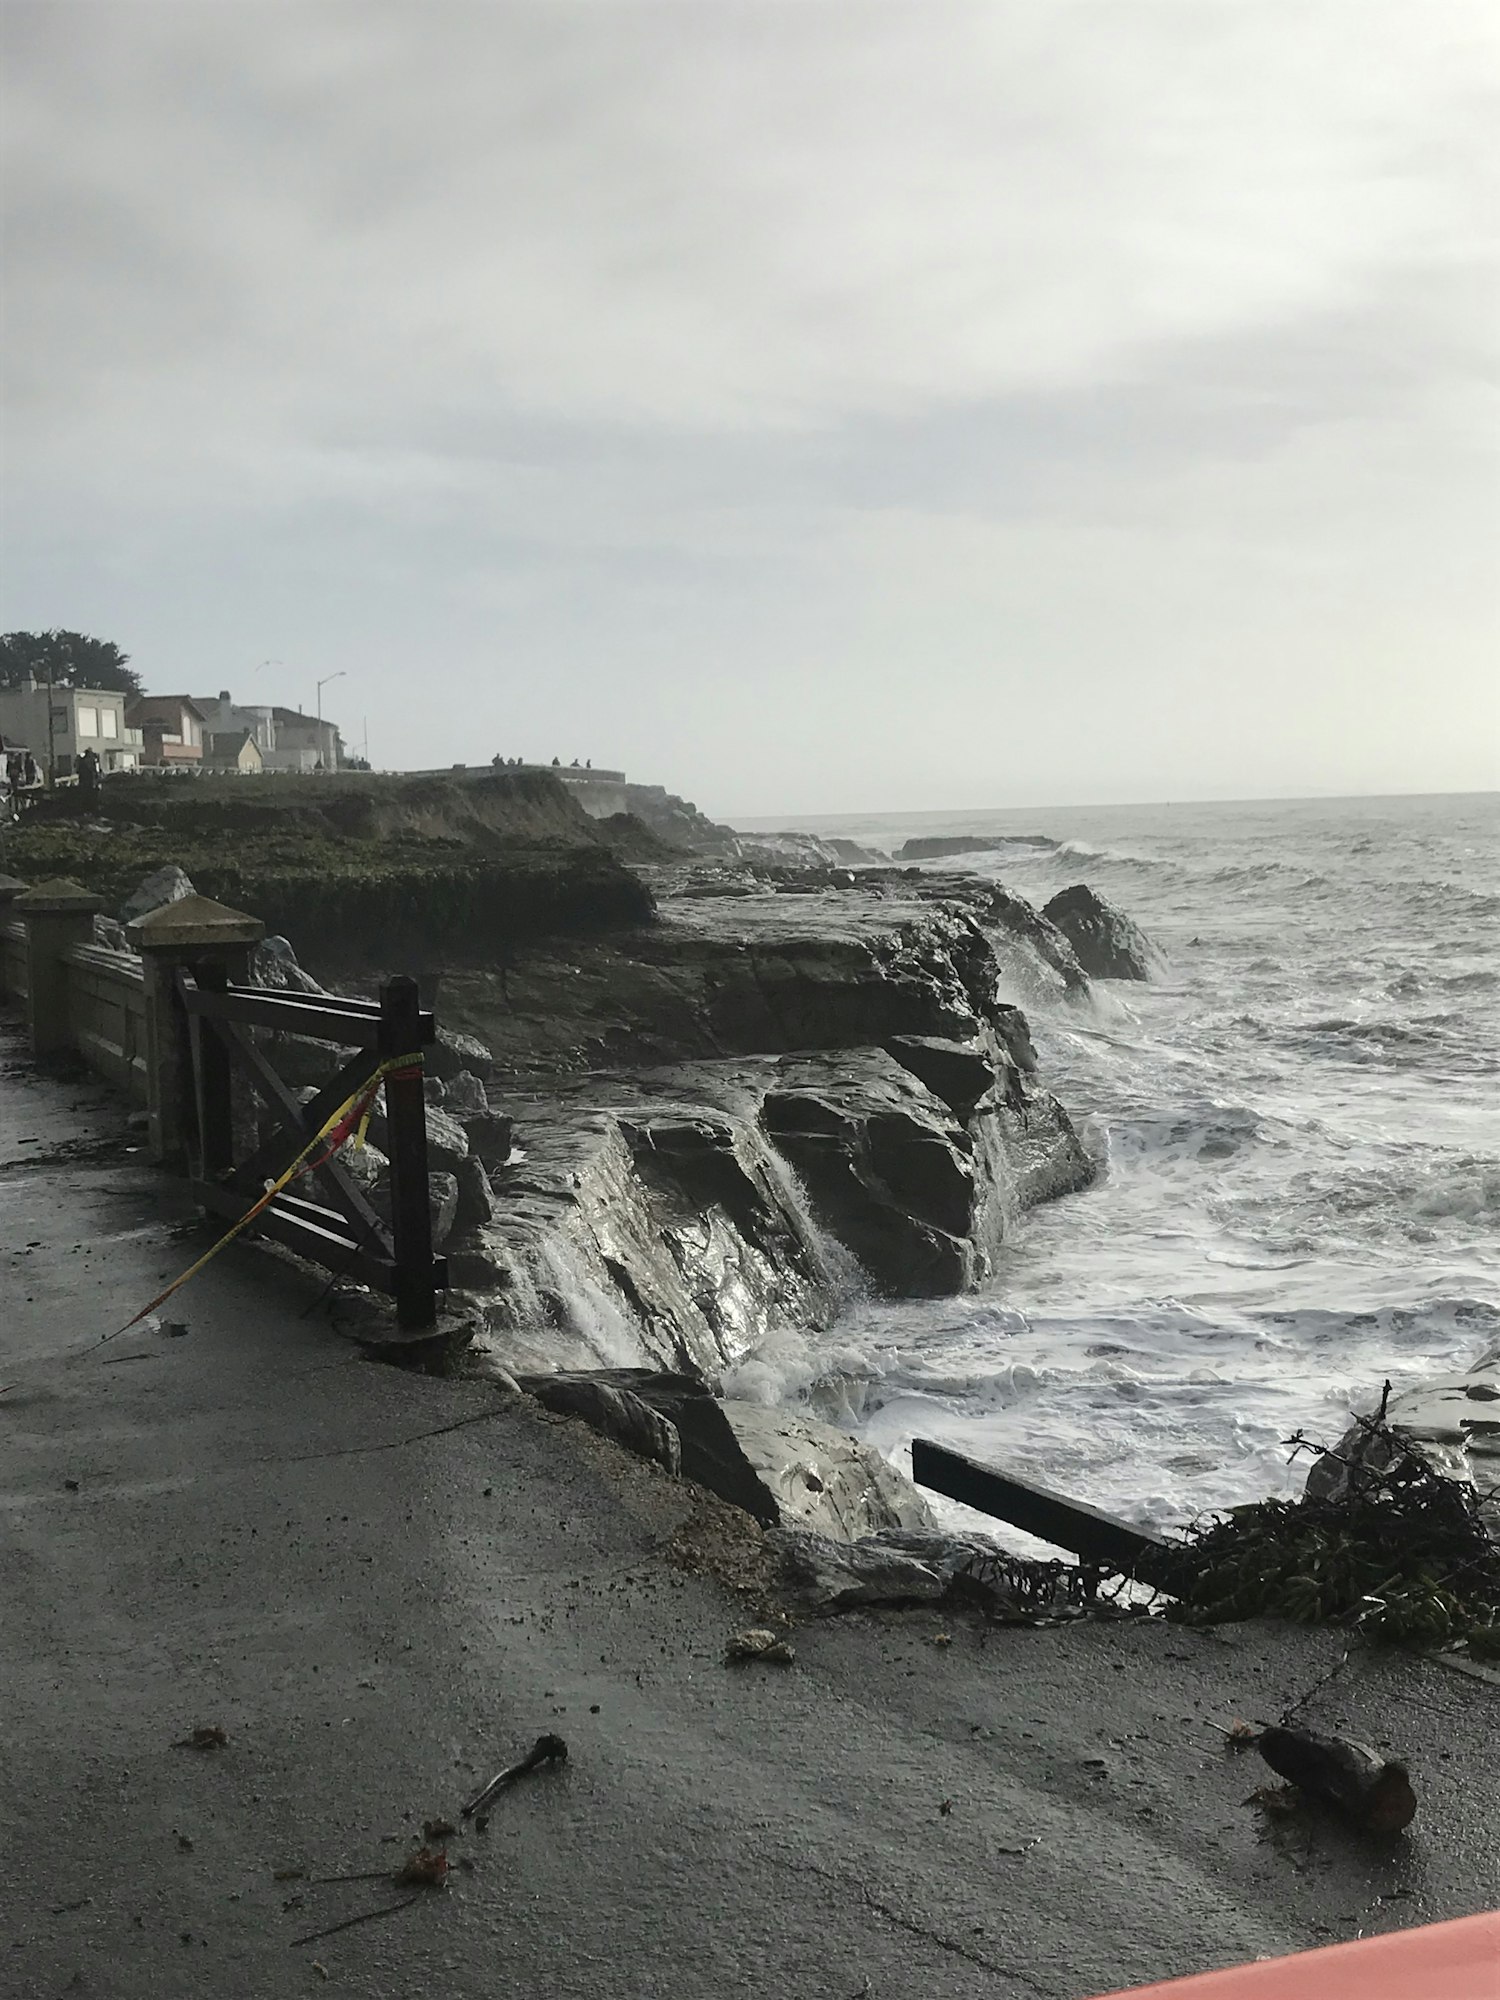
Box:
[512,1368,934,1540]
[760,1052,981,1295]
[520,1370,685,1479]
[1043,881,1159,981]
[719,1401,936,1540]
[426,887,1094,1377]
[440,887,1083,1079]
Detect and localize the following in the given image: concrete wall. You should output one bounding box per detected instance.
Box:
[0,912,148,1105]
[63,943,149,1102]
[1,920,28,1005]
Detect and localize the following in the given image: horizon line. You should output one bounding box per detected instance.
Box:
[723,783,1500,825]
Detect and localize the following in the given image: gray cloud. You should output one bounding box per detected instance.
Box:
[3,1,1496,808]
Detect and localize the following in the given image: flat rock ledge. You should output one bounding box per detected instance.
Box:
[517,1368,936,1543]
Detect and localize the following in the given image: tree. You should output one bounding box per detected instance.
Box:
[0,630,142,696]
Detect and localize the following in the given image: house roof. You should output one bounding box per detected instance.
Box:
[207,730,261,762]
[127,695,208,725]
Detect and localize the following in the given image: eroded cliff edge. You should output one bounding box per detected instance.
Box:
[6,768,1099,1411]
[393,883,1097,1382]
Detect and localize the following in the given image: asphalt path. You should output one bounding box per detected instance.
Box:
[2,1023,1496,1999]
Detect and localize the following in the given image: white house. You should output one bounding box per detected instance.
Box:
[191,692,344,772]
[270,706,343,772]
[192,691,278,756]
[0,676,142,775]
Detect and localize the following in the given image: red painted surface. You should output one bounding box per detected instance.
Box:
[1088,1910,1500,1999]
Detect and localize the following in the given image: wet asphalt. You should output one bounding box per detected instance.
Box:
[2,1025,1497,1999]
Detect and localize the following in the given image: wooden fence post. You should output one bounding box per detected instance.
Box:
[14,878,103,1059]
[127,894,264,1170]
[379,975,437,1330]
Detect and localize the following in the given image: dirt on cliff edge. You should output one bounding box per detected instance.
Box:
[0,769,659,961]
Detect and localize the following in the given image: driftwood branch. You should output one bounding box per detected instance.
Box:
[290,1892,422,1948]
[460,1732,568,1821]
[1257,1724,1417,1835]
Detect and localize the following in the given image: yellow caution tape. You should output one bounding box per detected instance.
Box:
[107,1051,424,1339]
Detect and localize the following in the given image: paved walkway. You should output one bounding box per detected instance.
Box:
[2,1016,1496,1999]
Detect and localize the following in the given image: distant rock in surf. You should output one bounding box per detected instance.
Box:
[1042,882,1158,981]
[896,834,1058,861]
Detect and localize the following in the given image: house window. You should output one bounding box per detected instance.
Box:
[101,708,118,739]
[77,706,98,737]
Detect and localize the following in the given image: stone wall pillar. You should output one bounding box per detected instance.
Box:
[126,894,265,1169]
[14,878,104,1059]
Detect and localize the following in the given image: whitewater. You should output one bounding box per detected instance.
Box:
[733,792,1500,1540]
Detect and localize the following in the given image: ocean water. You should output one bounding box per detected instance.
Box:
[733,793,1500,1538]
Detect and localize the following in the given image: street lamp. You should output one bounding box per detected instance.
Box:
[315,671,346,770]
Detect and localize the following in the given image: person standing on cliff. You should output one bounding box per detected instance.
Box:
[78,746,102,803]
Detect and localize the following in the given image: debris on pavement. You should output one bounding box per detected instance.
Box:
[460,1731,569,1823]
[1246,1783,1304,1821]
[1173,1410,1500,1651]
[174,1724,228,1751]
[289,1893,424,1949]
[1255,1723,1417,1835]
[725,1626,797,1665]
[394,1846,450,1888]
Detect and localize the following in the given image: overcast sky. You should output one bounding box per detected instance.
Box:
[3,2,1497,815]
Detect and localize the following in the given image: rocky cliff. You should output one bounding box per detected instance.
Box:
[411,886,1095,1380]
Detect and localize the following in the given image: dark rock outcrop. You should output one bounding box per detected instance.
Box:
[463,1111,515,1167]
[1042,883,1158,981]
[454,1155,496,1231]
[367,1098,469,1174]
[446,1097,834,1378]
[885,1035,999,1120]
[442,1069,490,1118]
[371,1167,458,1249]
[429,1029,495,1080]
[761,1054,980,1295]
[433,889,1093,1377]
[251,934,329,994]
